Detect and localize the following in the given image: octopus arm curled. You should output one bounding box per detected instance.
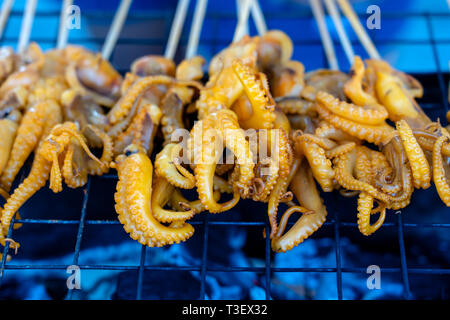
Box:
[432,135,450,206]
[108,75,173,125]
[0,112,20,176]
[0,152,50,246]
[396,120,431,189]
[271,159,327,252]
[0,100,61,191]
[315,99,394,145]
[151,176,196,223]
[192,110,251,213]
[155,143,195,189]
[114,146,194,246]
[317,90,388,126]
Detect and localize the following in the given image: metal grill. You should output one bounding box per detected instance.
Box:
[0,4,449,300]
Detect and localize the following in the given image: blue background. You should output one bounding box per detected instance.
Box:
[1,0,449,73]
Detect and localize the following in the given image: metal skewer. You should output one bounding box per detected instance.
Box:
[336,0,380,60]
[0,0,14,40]
[57,0,73,49]
[323,0,354,65]
[17,0,37,54]
[185,0,208,59]
[101,0,132,61]
[164,0,190,60]
[309,0,338,70]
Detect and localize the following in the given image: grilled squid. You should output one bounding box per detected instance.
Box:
[0,110,21,176]
[113,144,195,247]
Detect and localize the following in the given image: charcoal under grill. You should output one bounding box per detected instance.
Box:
[0,2,449,300]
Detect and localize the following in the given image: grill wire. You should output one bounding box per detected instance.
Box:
[0,8,449,301]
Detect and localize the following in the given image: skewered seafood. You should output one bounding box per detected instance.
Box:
[0,30,448,256]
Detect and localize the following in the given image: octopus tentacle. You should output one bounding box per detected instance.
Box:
[176,56,205,81]
[275,97,315,115]
[0,100,61,191]
[83,125,113,175]
[317,90,387,126]
[213,175,234,194]
[293,131,337,150]
[108,75,173,125]
[232,60,275,129]
[251,158,279,202]
[294,134,334,192]
[0,187,21,230]
[266,129,293,237]
[384,137,414,210]
[314,121,360,143]
[114,103,161,156]
[368,149,400,194]
[396,120,431,189]
[215,163,234,176]
[415,133,450,157]
[113,145,194,247]
[344,56,378,106]
[160,89,188,144]
[354,146,386,235]
[151,177,196,223]
[155,143,195,189]
[0,152,50,246]
[334,149,392,203]
[169,188,220,214]
[375,70,430,128]
[192,110,252,213]
[432,135,450,206]
[274,205,313,238]
[271,159,327,252]
[271,60,305,97]
[1,122,100,240]
[45,123,101,193]
[62,142,88,189]
[357,193,386,236]
[299,140,333,191]
[315,98,394,145]
[354,146,373,182]
[326,142,356,159]
[0,110,21,176]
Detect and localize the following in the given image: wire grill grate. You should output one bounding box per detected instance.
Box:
[0,7,448,300]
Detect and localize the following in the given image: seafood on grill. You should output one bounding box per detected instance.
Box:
[113,144,195,247]
[0,122,102,248]
[0,30,449,257]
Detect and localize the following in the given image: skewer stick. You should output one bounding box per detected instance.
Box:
[57,0,73,49]
[309,0,338,70]
[164,0,190,60]
[18,0,37,54]
[336,0,380,60]
[101,0,132,61]
[251,0,267,36]
[185,0,208,59]
[323,0,354,65]
[233,0,251,43]
[0,0,14,39]
[235,0,249,38]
